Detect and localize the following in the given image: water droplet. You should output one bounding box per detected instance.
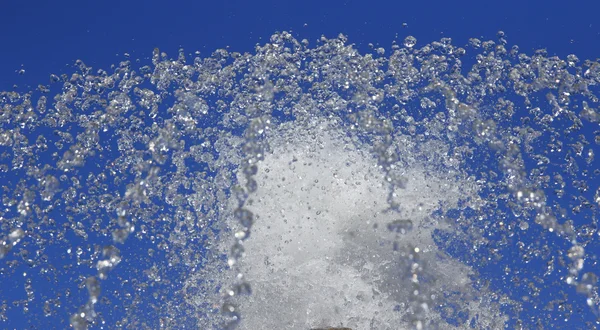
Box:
[404,36,417,48]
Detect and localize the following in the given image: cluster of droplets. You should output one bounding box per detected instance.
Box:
[0,228,25,259]
[0,30,599,329]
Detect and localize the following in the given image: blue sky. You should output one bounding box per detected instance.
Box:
[2,0,600,90]
[1,0,600,329]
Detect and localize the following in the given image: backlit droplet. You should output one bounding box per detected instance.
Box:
[404,35,417,48]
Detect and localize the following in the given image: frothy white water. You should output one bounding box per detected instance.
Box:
[234,118,507,329]
[2,31,598,329]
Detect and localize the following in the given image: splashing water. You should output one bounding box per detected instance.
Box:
[0,32,599,329]
[233,118,507,329]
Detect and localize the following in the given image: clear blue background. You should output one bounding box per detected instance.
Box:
[2,0,600,90]
[1,0,600,329]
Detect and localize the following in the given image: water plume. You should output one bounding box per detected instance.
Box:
[0,31,598,329]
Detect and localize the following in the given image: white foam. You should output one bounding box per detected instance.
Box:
[234,119,508,329]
